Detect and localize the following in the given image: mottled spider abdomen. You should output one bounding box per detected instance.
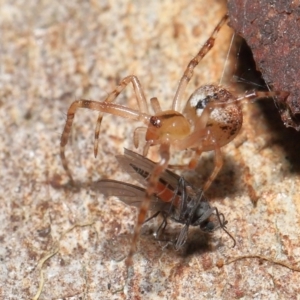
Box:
[184,84,243,149]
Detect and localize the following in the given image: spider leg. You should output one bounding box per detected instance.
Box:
[238,90,290,104]
[150,97,162,114]
[182,127,222,192]
[142,138,163,157]
[94,75,149,157]
[168,145,204,171]
[172,101,215,152]
[167,164,191,170]
[60,100,150,182]
[211,90,290,108]
[203,144,222,191]
[125,143,170,267]
[169,103,225,191]
[172,14,229,111]
[172,132,222,191]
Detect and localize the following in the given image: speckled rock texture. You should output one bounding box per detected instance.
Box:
[1,1,300,299]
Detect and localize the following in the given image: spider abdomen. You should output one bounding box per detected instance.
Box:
[207,104,242,147]
[184,84,243,148]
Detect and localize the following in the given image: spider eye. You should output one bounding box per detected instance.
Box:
[150,116,162,128]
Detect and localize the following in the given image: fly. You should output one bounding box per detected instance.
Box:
[93,149,236,250]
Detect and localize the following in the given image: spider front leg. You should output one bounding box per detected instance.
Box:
[237,90,290,105]
[60,99,150,183]
[93,75,149,158]
[172,14,229,111]
[125,143,170,268]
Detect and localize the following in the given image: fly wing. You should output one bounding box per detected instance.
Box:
[116,148,181,189]
[92,179,170,211]
[175,224,189,250]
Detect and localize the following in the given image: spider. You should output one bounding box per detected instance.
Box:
[94,148,235,252]
[60,14,289,266]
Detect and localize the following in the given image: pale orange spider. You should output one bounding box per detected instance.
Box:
[60,14,289,267]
